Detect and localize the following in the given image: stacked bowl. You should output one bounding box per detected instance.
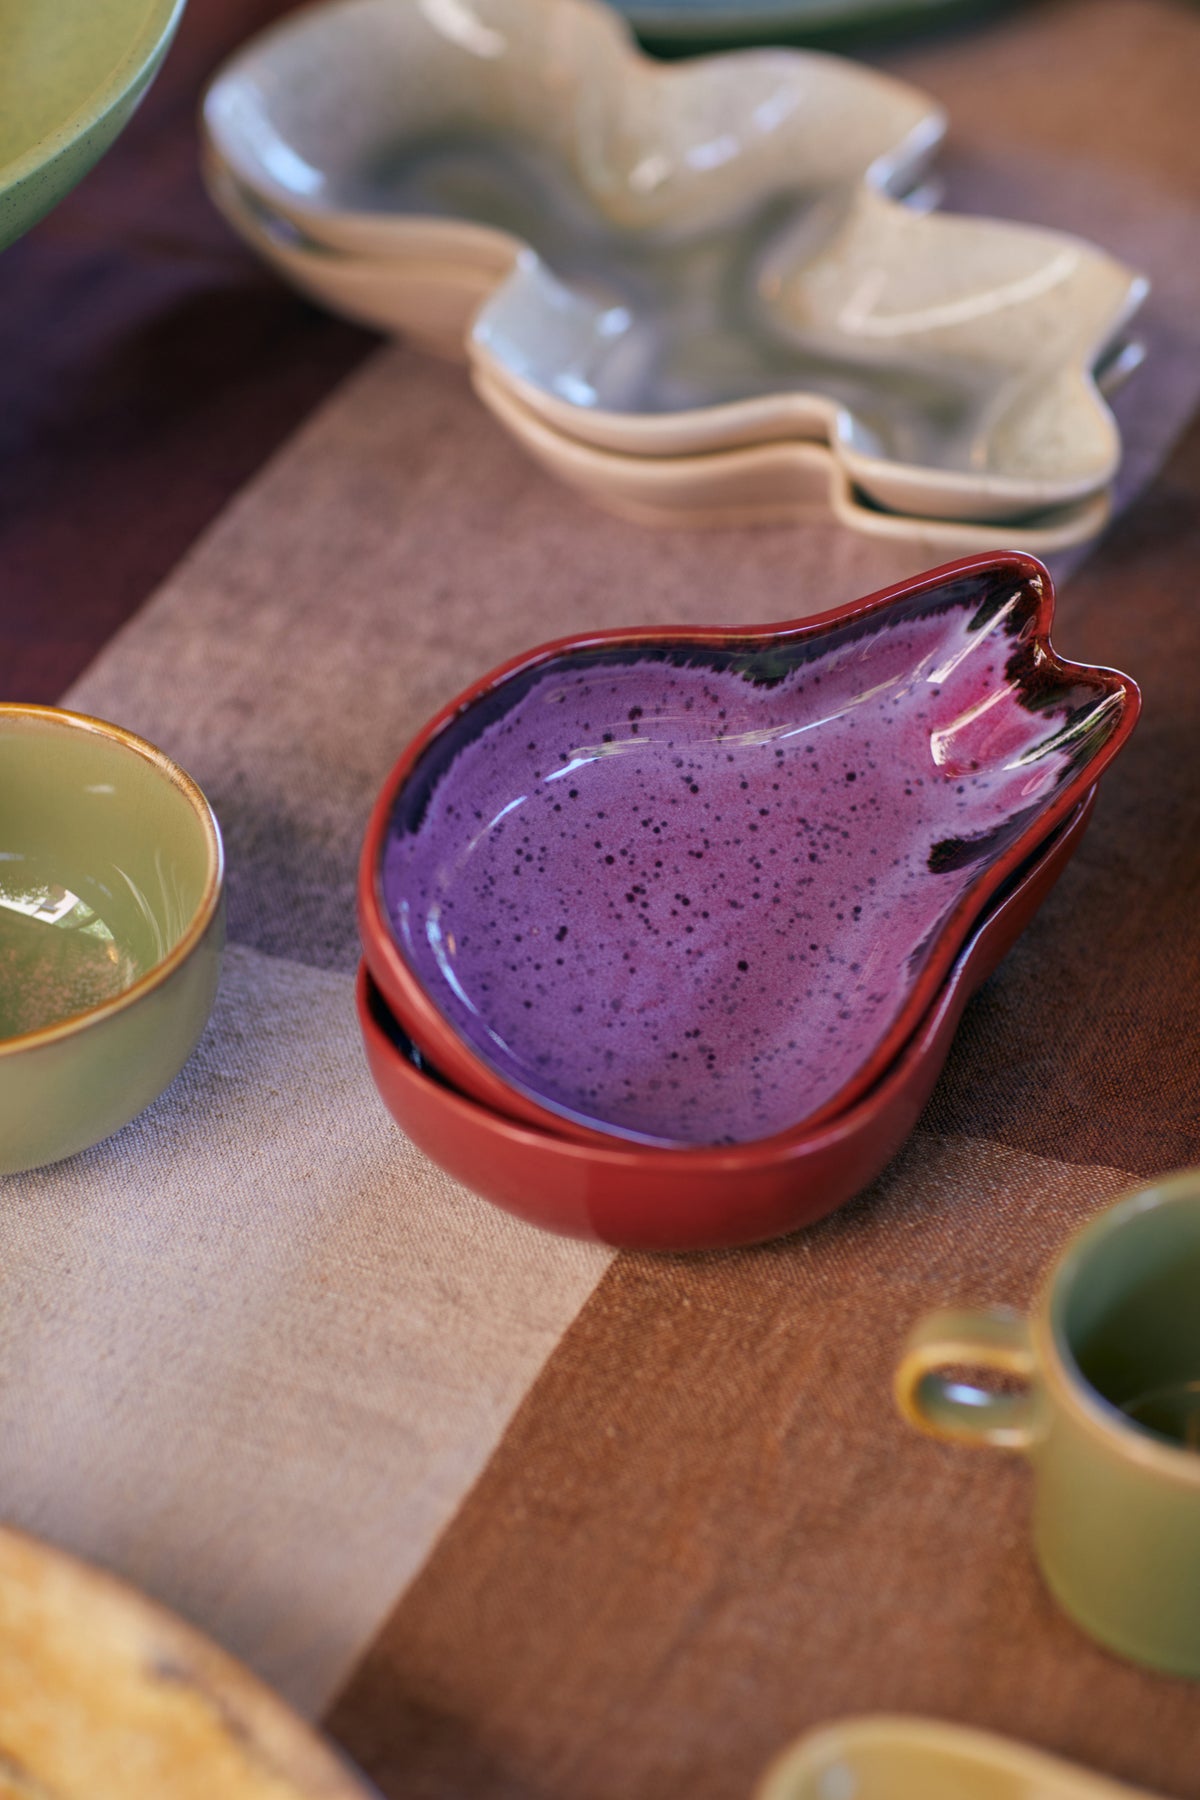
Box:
[202,0,1147,552]
[356,554,1137,1250]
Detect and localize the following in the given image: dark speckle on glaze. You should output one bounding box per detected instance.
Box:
[382,575,1123,1146]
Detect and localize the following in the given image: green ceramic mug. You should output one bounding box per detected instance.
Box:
[896,1170,1200,1677]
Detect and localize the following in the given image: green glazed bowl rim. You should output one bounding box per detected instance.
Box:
[1039,1169,1200,1487]
[0,704,224,1058]
[0,0,187,202]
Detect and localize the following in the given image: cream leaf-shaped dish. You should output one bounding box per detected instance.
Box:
[200,150,1127,552]
[203,0,943,254]
[204,0,1144,526]
[473,360,1115,548]
[471,187,1146,521]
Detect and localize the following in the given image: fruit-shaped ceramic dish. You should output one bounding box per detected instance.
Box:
[0,0,186,251]
[0,1524,376,1797]
[755,1716,1161,1800]
[359,554,1136,1153]
[360,792,1092,1251]
[0,706,224,1174]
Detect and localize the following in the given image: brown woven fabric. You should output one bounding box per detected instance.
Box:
[886,0,1200,209]
[326,1138,1200,1800]
[923,414,1200,1173]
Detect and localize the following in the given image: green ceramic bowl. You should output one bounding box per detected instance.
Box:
[0,706,224,1174]
[0,0,186,251]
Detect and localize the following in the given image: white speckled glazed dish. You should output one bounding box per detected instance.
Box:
[204,151,1129,553]
[204,0,1145,526]
[756,1717,1162,1800]
[471,192,1145,521]
[475,363,1115,548]
[203,0,943,256]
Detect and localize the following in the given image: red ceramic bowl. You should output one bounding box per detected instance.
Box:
[359,554,1137,1153]
[359,792,1093,1251]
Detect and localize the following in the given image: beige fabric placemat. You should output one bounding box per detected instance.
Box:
[1,0,1198,1787]
[0,944,612,1711]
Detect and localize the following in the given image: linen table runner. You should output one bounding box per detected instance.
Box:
[3,2,1200,1797]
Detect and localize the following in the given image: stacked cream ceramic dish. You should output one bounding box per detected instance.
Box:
[202,0,1147,550]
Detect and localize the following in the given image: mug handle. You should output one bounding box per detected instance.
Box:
[895,1305,1040,1451]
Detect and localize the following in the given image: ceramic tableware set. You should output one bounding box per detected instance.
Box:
[2,0,1197,1794]
[200,0,1148,553]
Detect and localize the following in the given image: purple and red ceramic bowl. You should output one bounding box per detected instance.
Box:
[359,794,1094,1250]
[359,553,1138,1158]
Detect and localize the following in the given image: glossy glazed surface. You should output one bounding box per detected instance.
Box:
[369,558,1135,1147]
[473,188,1144,519]
[0,708,224,1173]
[202,151,510,361]
[0,0,184,249]
[204,0,939,250]
[898,1172,1200,1677]
[199,156,1114,554]
[0,1526,374,1797]
[474,360,1115,549]
[359,793,1092,1251]
[205,0,1143,521]
[757,1716,1157,1800]
[198,152,1119,550]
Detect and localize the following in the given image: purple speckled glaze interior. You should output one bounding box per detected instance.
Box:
[381,569,1124,1146]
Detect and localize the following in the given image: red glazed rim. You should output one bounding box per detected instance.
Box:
[358,794,1093,1248]
[358,552,1138,1149]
